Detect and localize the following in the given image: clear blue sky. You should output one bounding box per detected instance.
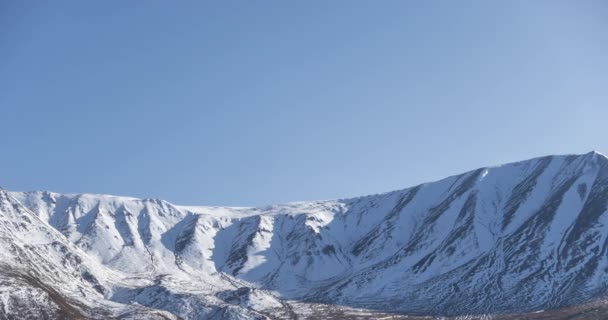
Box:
[1,1,607,206]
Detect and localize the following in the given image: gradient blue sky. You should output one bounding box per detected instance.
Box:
[1,1,607,206]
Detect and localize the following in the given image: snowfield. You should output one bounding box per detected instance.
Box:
[2,151,608,319]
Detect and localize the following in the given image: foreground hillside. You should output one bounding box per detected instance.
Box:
[2,151,608,319]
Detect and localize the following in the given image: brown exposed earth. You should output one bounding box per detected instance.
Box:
[262,298,608,320]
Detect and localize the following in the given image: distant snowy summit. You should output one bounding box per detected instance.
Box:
[2,151,608,319]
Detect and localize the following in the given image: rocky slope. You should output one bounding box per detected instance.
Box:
[2,151,608,319]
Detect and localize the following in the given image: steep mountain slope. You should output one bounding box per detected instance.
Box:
[3,151,608,318]
[0,189,180,319]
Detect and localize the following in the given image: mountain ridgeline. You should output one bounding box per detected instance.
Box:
[2,151,608,319]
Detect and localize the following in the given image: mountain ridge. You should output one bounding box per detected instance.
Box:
[11,150,607,208]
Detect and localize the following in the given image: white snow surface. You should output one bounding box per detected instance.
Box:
[2,151,608,318]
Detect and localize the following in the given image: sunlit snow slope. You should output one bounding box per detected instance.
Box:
[3,151,608,319]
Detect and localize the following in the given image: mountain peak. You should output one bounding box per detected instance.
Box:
[586,150,606,158]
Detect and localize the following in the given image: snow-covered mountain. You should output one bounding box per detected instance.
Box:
[2,151,608,319]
